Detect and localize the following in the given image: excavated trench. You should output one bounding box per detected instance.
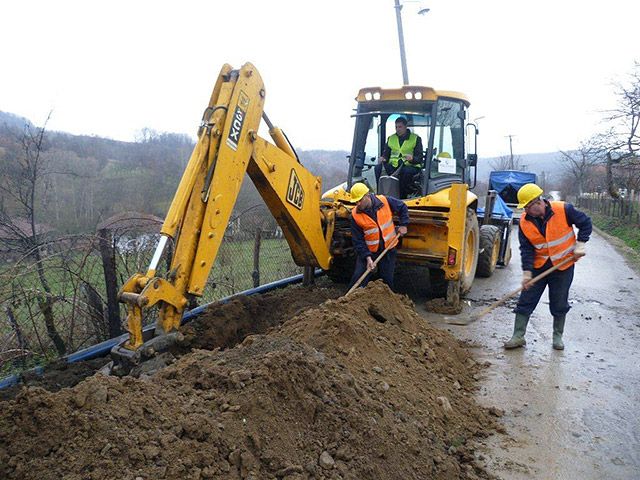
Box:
[0,280,500,480]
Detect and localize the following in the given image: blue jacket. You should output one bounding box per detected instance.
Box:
[518,200,592,272]
[350,194,410,259]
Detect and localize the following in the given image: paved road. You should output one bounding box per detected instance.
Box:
[422,230,640,479]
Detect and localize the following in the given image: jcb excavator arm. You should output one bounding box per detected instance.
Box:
[114,63,333,366]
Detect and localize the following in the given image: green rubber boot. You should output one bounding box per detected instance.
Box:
[504,313,530,349]
[553,315,565,350]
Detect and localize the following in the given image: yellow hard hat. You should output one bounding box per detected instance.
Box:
[350,182,370,202]
[517,183,544,209]
[437,151,451,158]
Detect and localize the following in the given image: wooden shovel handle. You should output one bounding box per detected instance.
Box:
[345,234,401,296]
[448,254,576,325]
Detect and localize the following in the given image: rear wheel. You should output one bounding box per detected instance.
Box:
[476,225,501,277]
[446,209,480,306]
[326,254,355,284]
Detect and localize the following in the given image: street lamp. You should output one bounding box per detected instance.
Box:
[393,0,430,85]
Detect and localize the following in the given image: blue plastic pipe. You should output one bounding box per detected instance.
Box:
[0,270,322,390]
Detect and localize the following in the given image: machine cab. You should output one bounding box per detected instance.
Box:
[347,86,477,200]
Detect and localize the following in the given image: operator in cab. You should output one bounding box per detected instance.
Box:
[504,183,592,351]
[374,117,424,198]
[348,182,409,291]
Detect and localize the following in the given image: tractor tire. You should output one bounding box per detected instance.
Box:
[476,225,501,278]
[446,209,480,306]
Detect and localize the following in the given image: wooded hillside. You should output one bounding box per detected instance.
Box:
[0,111,348,235]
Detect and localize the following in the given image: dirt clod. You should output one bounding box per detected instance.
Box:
[425,297,464,315]
[0,280,498,479]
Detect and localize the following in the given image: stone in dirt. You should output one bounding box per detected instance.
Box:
[0,280,499,479]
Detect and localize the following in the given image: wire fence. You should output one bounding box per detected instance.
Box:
[0,205,300,375]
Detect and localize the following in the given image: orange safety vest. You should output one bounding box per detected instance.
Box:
[519,201,576,270]
[352,195,397,253]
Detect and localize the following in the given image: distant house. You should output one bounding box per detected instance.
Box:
[97,211,164,254]
[0,217,56,260]
[97,211,164,234]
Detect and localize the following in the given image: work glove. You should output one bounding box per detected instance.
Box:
[574,241,586,258]
[521,271,533,290]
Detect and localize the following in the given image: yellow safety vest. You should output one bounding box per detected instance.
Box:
[388,133,418,168]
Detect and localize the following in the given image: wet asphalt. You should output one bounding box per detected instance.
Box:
[419,230,640,479]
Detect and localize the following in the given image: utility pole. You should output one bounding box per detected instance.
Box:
[394,0,410,85]
[505,134,516,169]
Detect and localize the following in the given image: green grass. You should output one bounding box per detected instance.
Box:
[589,212,640,252]
[205,238,300,299]
[0,237,299,376]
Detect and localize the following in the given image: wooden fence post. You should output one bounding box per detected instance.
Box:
[252,228,261,288]
[5,306,29,367]
[98,228,122,338]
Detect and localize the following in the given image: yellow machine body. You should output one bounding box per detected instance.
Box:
[116,63,482,358]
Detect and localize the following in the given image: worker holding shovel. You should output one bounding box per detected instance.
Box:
[504,184,592,350]
[348,183,409,292]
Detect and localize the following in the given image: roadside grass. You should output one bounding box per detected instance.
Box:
[589,212,640,252]
[586,211,640,275]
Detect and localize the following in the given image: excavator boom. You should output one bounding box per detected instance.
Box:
[114,63,333,367]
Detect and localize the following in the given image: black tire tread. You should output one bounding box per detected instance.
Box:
[476,225,501,277]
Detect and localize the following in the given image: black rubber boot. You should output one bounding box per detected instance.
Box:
[504,313,530,349]
[553,315,566,350]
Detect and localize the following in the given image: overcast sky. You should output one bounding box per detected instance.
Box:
[1,0,638,157]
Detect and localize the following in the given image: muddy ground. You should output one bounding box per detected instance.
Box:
[4,228,634,479]
[0,281,500,480]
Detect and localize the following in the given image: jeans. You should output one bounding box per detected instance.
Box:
[374,162,421,198]
[514,264,574,317]
[348,248,397,291]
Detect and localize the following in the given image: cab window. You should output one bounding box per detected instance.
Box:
[431,99,465,178]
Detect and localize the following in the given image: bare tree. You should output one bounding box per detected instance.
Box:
[603,61,640,195]
[0,114,67,355]
[559,136,606,196]
[489,155,524,171]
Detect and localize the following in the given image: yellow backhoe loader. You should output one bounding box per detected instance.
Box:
[113,62,502,370]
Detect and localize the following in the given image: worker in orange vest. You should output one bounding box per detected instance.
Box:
[348,182,409,290]
[504,184,592,350]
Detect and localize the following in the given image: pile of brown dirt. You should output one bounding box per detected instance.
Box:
[0,283,343,400]
[0,357,111,402]
[0,281,498,480]
[180,282,344,352]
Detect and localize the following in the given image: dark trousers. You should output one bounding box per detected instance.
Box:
[348,248,397,291]
[374,162,421,198]
[514,264,574,317]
